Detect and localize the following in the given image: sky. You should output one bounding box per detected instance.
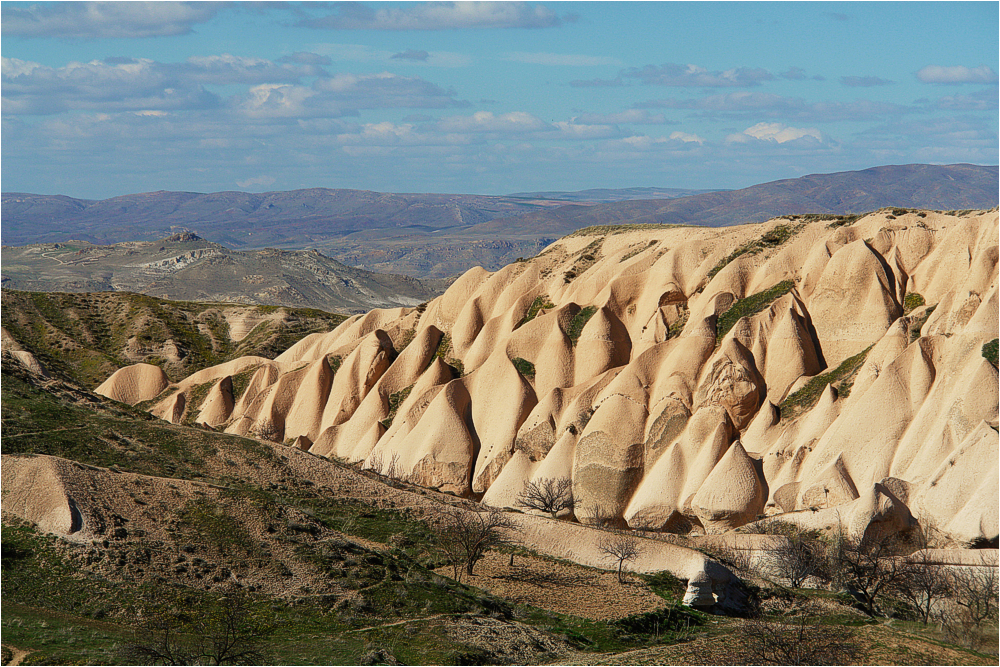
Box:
[2,1,998,200]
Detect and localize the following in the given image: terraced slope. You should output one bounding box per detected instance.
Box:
[107,208,999,545]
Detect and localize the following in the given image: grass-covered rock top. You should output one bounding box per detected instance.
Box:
[715,281,795,343]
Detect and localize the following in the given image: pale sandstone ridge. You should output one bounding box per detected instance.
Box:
[111,209,999,544]
[1,326,49,377]
[96,363,169,405]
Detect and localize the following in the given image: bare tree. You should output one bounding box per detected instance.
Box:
[895,552,949,624]
[434,507,519,580]
[770,528,827,588]
[598,533,643,583]
[736,598,861,665]
[120,589,275,665]
[893,530,950,625]
[833,533,908,617]
[515,477,578,519]
[934,556,999,653]
[948,555,999,627]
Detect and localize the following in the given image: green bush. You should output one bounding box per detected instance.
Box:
[379,385,414,429]
[983,339,998,368]
[511,357,536,379]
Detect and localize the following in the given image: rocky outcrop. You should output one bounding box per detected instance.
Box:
[113,209,999,542]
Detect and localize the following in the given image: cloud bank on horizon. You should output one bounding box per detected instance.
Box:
[1,1,997,199]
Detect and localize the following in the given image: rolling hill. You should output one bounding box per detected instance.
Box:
[1,232,449,313]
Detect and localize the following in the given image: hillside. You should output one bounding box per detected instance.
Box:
[1,233,450,313]
[1,290,349,388]
[2,360,994,665]
[4,164,996,279]
[110,207,999,547]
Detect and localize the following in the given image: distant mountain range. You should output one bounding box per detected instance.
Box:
[507,186,720,202]
[3,164,996,279]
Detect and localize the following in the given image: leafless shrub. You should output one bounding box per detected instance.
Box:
[948,555,999,627]
[515,477,578,519]
[830,532,909,617]
[769,527,828,588]
[367,451,385,476]
[892,529,950,624]
[736,597,861,665]
[585,503,619,529]
[934,559,999,655]
[385,453,400,480]
[433,507,519,580]
[119,588,275,666]
[598,532,643,583]
[251,418,281,442]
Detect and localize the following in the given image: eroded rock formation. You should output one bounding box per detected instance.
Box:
[101,209,1000,542]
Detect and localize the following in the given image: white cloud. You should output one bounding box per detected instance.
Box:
[916,65,998,84]
[728,123,823,144]
[840,76,894,87]
[1,55,467,118]
[636,91,913,123]
[236,175,276,189]
[298,2,562,31]
[669,131,705,144]
[2,2,220,39]
[435,111,550,134]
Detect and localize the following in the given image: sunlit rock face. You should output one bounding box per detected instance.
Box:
[114,210,999,542]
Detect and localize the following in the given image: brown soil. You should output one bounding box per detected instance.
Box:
[460,550,666,620]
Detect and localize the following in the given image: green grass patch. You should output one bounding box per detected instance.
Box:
[511,357,536,380]
[177,497,256,556]
[519,295,555,327]
[379,385,414,429]
[563,239,604,284]
[983,339,998,368]
[667,308,689,339]
[181,381,214,426]
[1,289,348,390]
[642,570,687,602]
[716,280,795,342]
[707,224,801,280]
[431,334,464,377]
[566,306,598,346]
[779,345,873,420]
[903,292,926,314]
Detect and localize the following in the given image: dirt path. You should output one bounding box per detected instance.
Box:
[346,614,450,633]
[4,645,33,667]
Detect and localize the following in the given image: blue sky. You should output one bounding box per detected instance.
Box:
[2,1,997,199]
